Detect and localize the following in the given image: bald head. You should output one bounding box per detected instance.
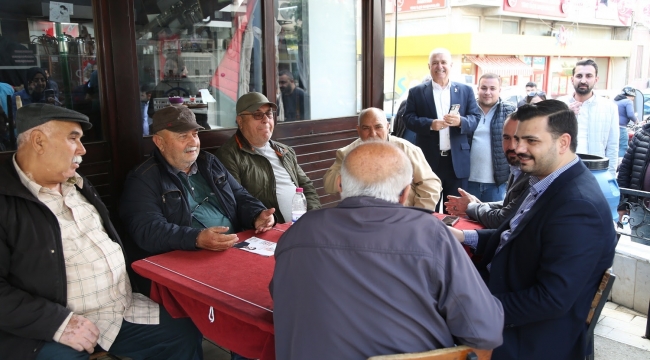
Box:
[357,107,389,141]
[340,141,412,204]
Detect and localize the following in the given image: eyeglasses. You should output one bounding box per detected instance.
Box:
[239,111,276,120]
[528,91,546,97]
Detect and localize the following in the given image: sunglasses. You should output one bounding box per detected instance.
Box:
[528,91,546,97]
[239,111,277,120]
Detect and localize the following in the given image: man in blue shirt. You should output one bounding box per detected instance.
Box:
[448,100,616,360]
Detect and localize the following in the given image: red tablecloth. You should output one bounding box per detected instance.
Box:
[132,215,483,360]
[132,223,291,360]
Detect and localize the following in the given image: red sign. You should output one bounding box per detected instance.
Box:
[503,0,567,17]
[387,0,447,13]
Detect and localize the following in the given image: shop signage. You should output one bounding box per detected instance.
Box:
[503,0,637,26]
[503,0,567,17]
[386,0,447,13]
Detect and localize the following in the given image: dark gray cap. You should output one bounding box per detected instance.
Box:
[151,105,204,134]
[16,103,92,135]
[236,92,277,114]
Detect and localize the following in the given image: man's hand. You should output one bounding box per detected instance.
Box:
[196,227,238,251]
[59,314,100,354]
[568,101,582,116]
[430,119,448,131]
[618,209,629,224]
[445,188,479,216]
[254,208,276,233]
[443,113,461,127]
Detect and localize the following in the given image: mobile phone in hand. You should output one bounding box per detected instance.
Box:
[449,104,460,115]
[442,215,459,227]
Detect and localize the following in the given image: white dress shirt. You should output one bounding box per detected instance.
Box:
[431,80,451,151]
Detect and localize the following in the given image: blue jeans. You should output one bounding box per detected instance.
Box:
[36,306,203,360]
[467,181,506,202]
[619,126,629,158]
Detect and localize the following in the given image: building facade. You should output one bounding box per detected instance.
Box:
[385,0,649,98]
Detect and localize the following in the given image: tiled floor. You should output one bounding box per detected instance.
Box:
[595,301,650,352]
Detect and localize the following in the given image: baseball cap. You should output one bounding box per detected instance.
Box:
[16,103,92,135]
[236,92,277,114]
[151,106,204,134]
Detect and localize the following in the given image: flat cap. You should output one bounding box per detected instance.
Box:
[151,105,204,134]
[236,92,277,114]
[16,103,92,135]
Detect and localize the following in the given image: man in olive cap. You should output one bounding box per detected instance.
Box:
[217,92,320,223]
[120,105,275,258]
[0,103,202,359]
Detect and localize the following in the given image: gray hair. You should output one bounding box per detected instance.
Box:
[428,48,452,64]
[340,140,412,203]
[357,107,387,125]
[17,121,55,148]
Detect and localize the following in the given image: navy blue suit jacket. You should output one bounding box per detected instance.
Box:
[474,160,616,360]
[403,81,480,179]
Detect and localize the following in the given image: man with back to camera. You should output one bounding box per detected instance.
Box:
[403,48,481,211]
[278,70,309,121]
[271,140,504,360]
[323,107,442,210]
[0,103,202,360]
[445,111,531,229]
[447,100,616,359]
[216,92,320,223]
[557,59,618,177]
[466,73,516,202]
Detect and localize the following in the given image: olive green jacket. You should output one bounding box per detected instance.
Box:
[216,131,321,223]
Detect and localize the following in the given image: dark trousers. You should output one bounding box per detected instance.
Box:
[36,306,203,360]
[436,153,467,213]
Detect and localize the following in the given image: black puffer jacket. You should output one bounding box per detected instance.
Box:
[617,122,650,208]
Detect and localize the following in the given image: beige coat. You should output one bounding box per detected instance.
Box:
[323,136,442,210]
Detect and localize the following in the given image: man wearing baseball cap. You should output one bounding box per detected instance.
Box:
[216,92,320,223]
[0,103,202,359]
[120,104,275,261]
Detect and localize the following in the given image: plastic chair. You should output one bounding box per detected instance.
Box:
[367,345,492,360]
[585,269,616,360]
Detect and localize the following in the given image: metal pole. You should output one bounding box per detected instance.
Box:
[55,23,72,108]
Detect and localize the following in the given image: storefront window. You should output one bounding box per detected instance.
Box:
[134,0,264,133]
[275,0,362,122]
[0,0,101,151]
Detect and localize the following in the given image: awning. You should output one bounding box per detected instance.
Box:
[468,57,533,77]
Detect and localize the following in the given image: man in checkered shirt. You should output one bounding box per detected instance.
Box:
[0,103,202,359]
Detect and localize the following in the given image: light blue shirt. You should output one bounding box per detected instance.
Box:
[469,103,497,183]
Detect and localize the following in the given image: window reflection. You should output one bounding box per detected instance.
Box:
[0,0,101,151]
[134,0,264,133]
[275,0,362,122]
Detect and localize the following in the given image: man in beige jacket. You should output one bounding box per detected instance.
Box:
[323,107,442,210]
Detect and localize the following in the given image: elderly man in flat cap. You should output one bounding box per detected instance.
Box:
[0,103,202,360]
[217,92,320,223]
[120,105,275,257]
